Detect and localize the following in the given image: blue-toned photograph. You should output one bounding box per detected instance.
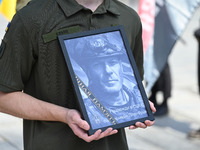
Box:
[64,31,148,130]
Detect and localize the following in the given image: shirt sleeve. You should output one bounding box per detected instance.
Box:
[0,13,36,92]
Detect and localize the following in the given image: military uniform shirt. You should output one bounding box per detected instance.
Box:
[0,0,144,149]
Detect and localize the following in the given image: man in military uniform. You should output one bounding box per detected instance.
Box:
[0,0,156,150]
[71,36,148,130]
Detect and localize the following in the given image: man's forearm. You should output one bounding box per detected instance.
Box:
[0,91,68,123]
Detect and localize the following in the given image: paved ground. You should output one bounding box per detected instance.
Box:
[0,1,200,150]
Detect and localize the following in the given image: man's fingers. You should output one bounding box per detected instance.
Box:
[83,129,102,143]
[71,114,90,130]
[149,100,156,113]
[134,120,155,129]
[77,119,90,130]
[129,125,138,130]
[107,129,118,136]
[96,128,117,139]
[144,120,155,126]
[135,122,147,128]
[91,128,118,141]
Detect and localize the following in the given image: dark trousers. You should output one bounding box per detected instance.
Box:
[149,63,172,108]
[194,28,200,94]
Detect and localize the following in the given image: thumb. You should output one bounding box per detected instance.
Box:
[72,114,90,131]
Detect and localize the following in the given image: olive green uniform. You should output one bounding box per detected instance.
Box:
[0,0,143,149]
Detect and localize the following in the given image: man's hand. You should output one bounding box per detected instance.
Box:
[129,100,156,129]
[66,109,118,142]
[66,100,156,142]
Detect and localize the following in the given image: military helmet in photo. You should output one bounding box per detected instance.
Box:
[74,35,126,64]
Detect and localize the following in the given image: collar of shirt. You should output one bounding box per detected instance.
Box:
[55,0,120,17]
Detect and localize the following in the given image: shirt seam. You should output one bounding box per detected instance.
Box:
[0,82,22,92]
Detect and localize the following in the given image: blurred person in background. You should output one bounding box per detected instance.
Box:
[188,28,200,139]
[149,62,172,116]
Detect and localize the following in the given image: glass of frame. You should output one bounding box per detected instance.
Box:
[58,26,154,135]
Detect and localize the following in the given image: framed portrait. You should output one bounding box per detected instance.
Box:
[58,26,154,135]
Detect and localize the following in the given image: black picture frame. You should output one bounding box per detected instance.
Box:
[58,25,154,135]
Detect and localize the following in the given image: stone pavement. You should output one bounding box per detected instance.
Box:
[0,2,200,150]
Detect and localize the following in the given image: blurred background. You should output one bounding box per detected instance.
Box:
[0,0,200,150]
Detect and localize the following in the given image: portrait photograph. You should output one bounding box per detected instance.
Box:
[59,26,154,135]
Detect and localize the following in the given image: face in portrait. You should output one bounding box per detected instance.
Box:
[86,56,123,94]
